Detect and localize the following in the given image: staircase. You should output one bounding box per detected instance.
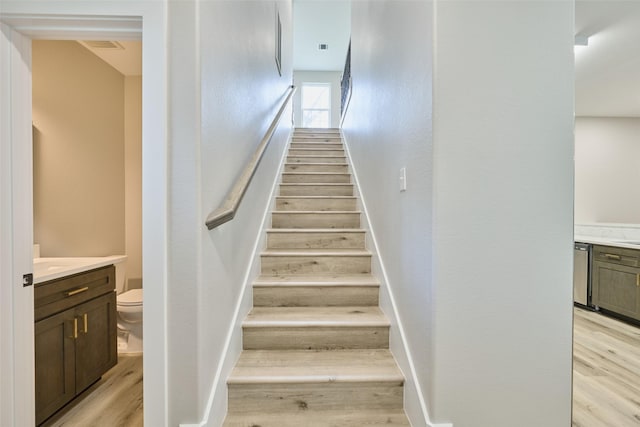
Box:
[223,128,410,426]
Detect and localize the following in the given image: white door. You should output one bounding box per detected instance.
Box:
[0,23,36,427]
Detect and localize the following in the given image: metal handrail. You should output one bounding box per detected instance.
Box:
[205,85,296,230]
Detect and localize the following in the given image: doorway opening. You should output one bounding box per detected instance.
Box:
[31,39,143,426]
[1,11,167,427]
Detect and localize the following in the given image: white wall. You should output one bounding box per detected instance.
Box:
[432,1,574,425]
[575,117,640,224]
[166,1,293,425]
[293,70,341,128]
[345,1,574,426]
[344,1,434,425]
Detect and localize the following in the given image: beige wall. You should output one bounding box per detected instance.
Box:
[33,40,125,258]
[124,76,142,289]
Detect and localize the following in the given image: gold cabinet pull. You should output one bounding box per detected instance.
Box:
[82,313,88,334]
[637,274,640,287]
[66,287,89,297]
[72,318,78,339]
[604,254,622,260]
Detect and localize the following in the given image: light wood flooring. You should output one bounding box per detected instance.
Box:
[573,307,640,426]
[44,355,143,427]
[35,306,640,426]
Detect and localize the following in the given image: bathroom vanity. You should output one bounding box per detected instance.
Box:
[34,262,119,425]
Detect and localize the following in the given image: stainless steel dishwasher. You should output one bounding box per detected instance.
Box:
[574,242,592,308]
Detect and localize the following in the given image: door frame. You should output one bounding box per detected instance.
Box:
[0,5,168,426]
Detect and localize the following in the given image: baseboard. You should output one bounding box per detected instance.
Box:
[179,130,292,427]
[341,132,448,427]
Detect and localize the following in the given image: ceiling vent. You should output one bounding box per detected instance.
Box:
[318,43,329,50]
[81,41,124,50]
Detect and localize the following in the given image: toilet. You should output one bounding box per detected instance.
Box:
[114,262,143,354]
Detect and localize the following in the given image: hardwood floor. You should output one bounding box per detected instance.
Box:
[36,306,640,425]
[44,354,143,427]
[573,307,640,426]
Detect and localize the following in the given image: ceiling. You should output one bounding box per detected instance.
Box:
[78,40,141,76]
[575,1,640,117]
[75,1,640,117]
[293,0,351,71]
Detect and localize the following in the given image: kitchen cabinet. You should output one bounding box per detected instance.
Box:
[34,266,117,426]
[592,245,640,322]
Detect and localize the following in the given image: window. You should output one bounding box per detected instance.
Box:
[302,83,331,128]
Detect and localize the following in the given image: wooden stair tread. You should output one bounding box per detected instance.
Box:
[282,172,350,176]
[280,183,352,187]
[254,274,379,286]
[244,306,388,327]
[262,249,371,256]
[224,410,410,426]
[272,211,362,216]
[277,195,356,199]
[229,349,403,384]
[266,228,365,233]
[285,162,348,166]
[287,155,346,158]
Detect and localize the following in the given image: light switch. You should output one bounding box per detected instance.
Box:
[399,167,407,192]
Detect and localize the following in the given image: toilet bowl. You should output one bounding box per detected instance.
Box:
[113,260,143,354]
[117,288,143,353]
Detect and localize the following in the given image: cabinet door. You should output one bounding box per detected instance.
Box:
[74,292,118,392]
[35,309,76,425]
[592,261,640,320]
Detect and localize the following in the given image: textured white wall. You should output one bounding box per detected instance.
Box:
[432,1,574,425]
[575,117,640,224]
[344,2,434,424]
[166,1,293,424]
[346,1,574,426]
[293,70,342,128]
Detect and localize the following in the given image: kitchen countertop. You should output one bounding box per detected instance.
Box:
[575,236,640,250]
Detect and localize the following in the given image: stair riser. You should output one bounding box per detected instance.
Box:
[280,185,353,197]
[223,412,410,427]
[261,255,371,275]
[271,213,360,229]
[267,231,365,249]
[242,326,389,350]
[289,149,345,156]
[282,174,351,184]
[287,156,346,164]
[284,164,348,173]
[292,137,343,143]
[276,197,357,211]
[253,286,379,307]
[227,381,402,413]
[290,143,343,149]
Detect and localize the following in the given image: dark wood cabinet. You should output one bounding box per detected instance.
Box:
[34,309,76,424]
[592,245,640,322]
[34,266,117,426]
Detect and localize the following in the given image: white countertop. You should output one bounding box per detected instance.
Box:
[33,255,127,284]
[574,236,640,250]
